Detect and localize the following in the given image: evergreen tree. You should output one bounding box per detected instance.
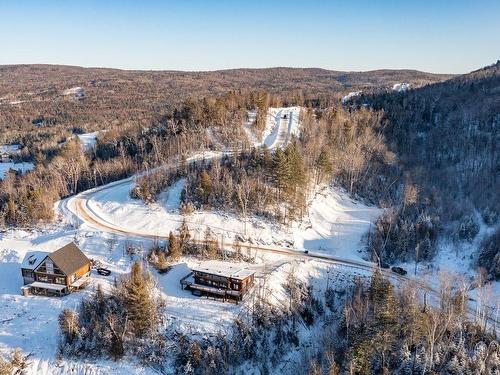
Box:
[119,261,160,338]
[315,148,333,184]
[273,148,290,197]
[178,219,192,252]
[204,228,219,259]
[168,231,182,261]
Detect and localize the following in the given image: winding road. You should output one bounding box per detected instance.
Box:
[58,107,498,330]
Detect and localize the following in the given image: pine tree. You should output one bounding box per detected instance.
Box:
[156,251,170,272]
[119,261,160,338]
[204,228,219,259]
[168,231,182,261]
[273,148,290,198]
[199,170,212,202]
[178,219,192,252]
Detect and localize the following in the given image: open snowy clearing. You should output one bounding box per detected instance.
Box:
[243,107,302,149]
[0,162,34,180]
[83,179,381,261]
[77,132,98,151]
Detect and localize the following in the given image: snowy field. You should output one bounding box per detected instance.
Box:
[0,162,34,179]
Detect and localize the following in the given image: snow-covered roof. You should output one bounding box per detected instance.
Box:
[192,261,255,280]
[21,251,49,270]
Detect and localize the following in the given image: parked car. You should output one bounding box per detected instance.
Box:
[391,266,407,276]
[97,268,111,276]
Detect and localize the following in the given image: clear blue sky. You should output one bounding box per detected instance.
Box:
[1,0,499,73]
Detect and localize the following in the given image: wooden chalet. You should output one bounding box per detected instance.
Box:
[0,150,10,162]
[181,261,255,302]
[0,145,21,162]
[20,242,91,296]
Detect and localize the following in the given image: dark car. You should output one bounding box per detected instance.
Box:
[391,266,407,276]
[97,268,111,276]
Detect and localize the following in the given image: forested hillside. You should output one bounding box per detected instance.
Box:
[0,64,449,147]
[353,62,500,273]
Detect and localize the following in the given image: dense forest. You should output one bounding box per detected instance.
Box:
[356,62,500,274]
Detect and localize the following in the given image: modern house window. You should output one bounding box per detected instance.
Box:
[55,277,65,284]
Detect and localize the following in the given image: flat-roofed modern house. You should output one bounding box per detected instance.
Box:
[181,261,255,302]
[20,242,91,296]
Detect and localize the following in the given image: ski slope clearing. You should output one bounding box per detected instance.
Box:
[243,106,302,149]
[77,131,98,151]
[262,107,302,149]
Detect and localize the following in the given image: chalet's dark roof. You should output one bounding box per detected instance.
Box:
[48,242,90,275]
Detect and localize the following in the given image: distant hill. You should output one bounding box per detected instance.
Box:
[0,64,452,133]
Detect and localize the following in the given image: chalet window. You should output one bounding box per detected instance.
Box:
[37,275,48,282]
[22,269,34,278]
[44,259,54,274]
[55,277,65,285]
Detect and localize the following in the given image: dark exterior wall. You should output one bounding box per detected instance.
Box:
[194,271,255,293]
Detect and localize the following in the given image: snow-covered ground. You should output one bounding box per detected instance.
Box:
[0,162,34,179]
[0,144,21,154]
[84,180,380,261]
[0,227,156,374]
[0,215,367,374]
[243,107,302,149]
[77,132,98,151]
[341,91,362,104]
[262,107,301,149]
[392,82,410,92]
[397,216,500,304]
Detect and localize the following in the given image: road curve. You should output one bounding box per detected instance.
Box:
[58,111,499,331]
